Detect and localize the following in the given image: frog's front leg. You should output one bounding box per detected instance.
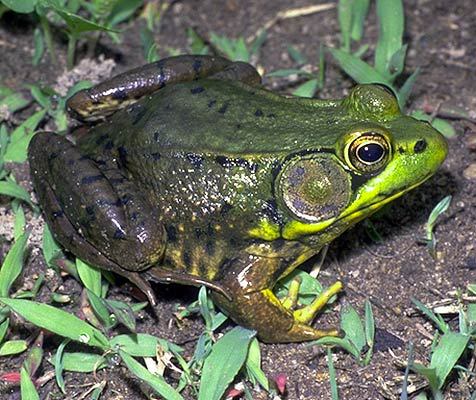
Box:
[67,55,261,121]
[28,132,166,304]
[211,254,343,343]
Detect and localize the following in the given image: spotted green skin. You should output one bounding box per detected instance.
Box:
[28,56,447,342]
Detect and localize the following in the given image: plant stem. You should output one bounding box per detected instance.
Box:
[67,34,77,70]
[39,14,57,65]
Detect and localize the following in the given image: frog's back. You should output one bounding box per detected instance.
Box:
[99,79,345,155]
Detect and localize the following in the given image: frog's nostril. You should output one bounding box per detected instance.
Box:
[413,139,427,154]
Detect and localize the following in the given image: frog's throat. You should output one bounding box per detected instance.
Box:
[280,172,432,241]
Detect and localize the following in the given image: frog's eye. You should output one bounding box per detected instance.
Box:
[346,133,390,174]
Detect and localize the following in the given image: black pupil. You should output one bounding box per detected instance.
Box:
[357,142,384,163]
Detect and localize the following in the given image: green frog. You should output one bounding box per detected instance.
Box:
[28,55,447,342]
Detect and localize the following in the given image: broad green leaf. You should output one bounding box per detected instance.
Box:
[312,336,360,360]
[0,180,34,208]
[245,338,269,390]
[411,111,456,138]
[104,299,136,332]
[41,224,63,269]
[198,327,256,400]
[293,79,319,98]
[50,351,107,372]
[341,305,366,352]
[110,333,183,357]
[0,92,30,113]
[12,201,25,240]
[386,44,407,80]
[338,0,353,52]
[4,109,46,162]
[266,68,312,78]
[0,298,109,350]
[53,9,116,34]
[412,298,448,333]
[76,259,102,297]
[120,350,184,400]
[328,47,389,85]
[374,0,404,77]
[0,318,8,343]
[87,290,114,329]
[107,0,143,27]
[20,366,39,400]
[0,339,27,355]
[411,363,439,391]
[350,0,370,41]
[0,231,29,297]
[430,331,469,388]
[1,0,37,13]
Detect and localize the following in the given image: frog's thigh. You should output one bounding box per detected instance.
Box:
[28,132,166,282]
[211,255,340,343]
[67,54,256,121]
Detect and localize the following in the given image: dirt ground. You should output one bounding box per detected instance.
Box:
[1,0,475,399]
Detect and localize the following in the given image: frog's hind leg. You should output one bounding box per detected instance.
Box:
[28,132,166,305]
[67,55,261,122]
[210,255,343,343]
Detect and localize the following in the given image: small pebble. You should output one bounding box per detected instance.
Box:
[465,131,476,151]
[463,163,476,180]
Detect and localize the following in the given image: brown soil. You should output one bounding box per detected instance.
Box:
[1,0,475,399]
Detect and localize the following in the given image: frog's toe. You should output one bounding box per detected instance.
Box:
[293,281,344,324]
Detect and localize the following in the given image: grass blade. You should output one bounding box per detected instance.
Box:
[0,298,109,350]
[120,350,184,400]
[198,327,256,400]
[20,366,39,400]
[0,231,29,297]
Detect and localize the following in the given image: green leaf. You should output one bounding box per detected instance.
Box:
[104,299,136,332]
[0,318,8,343]
[412,111,456,138]
[53,8,116,34]
[249,29,267,58]
[411,363,439,392]
[266,68,312,78]
[41,224,63,269]
[32,27,45,66]
[386,44,407,80]
[287,45,307,65]
[397,67,420,108]
[1,0,37,13]
[412,298,448,333]
[293,79,319,98]
[20,366,39,400]
[12,201,25,240]
[430,331,469,388]
[0,231,29,297]
[76,259,102,297]
[363,300,375,364]
[327,348,339,400]
[4,109,46,162]
[328,47,389,85]
[54,338,69,393]
[87,290,114,329]
[0,298,110,350]
[245,338,269,390]
[110,333,183,357]
[0,92,30,113]
[120,350,184,400]
[50,351,107,372]
[338,0,353,52]
[0,339,27,355]
[350,0,370,41]
[0,180,34,208]
[312,336,361,360]
[341,305,366,352]
[107,0,143,27]
[374,0,404,77]
[198,327,256,400]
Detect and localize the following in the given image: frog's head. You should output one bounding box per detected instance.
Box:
[257,84,448,246]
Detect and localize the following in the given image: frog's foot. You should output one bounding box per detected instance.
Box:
[67,55,261,121]
[29,132,166,305]
[213,286,341,343]
[211,256,343,343]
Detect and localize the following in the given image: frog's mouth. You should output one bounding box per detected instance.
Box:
[339,171,434,225]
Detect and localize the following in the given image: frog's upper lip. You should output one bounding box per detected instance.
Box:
[339,171,434,223]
